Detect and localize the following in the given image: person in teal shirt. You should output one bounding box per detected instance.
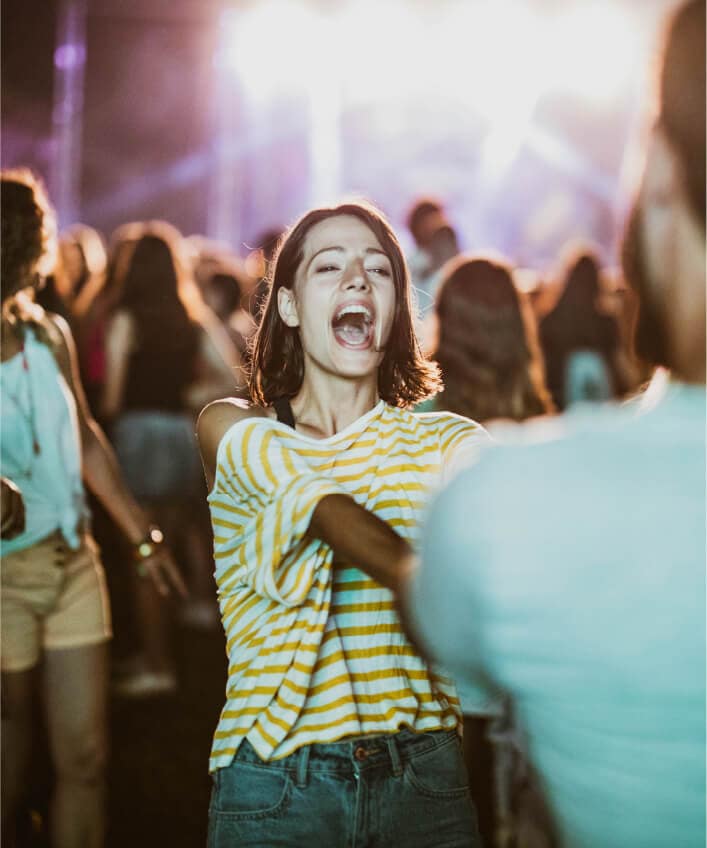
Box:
[403,2,706,846]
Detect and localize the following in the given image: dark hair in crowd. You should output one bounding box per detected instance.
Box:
[1,169,55,299]
[541,252,614,352]
[406,197,447,245]
[250,200,441,408]
[621,0,705,369]
[112,221,207,352]
[433,256,552,422]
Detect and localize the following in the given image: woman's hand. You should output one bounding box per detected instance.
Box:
[1,477,25,539]
[135,546,189,598]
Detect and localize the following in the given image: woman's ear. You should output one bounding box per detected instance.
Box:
[277,287,300,328]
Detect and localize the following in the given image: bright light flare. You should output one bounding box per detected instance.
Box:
[215,1,641,111]
[549,4,641,103]
[214,2,328,102]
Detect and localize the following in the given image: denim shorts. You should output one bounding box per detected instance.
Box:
[112,411,202,502]
[207,727,481,848]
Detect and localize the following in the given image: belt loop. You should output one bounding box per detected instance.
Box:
[386,734,403,777]
[295,743,310,788]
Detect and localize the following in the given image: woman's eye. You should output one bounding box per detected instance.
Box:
[316,264,339,273]
[367,267,391,277]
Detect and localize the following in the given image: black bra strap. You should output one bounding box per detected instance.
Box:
[273,397,296,429]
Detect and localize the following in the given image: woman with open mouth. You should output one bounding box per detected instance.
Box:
[197,199,489,847]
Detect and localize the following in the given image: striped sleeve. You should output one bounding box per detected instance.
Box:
[438,414,491,484]
[212,419,348,607]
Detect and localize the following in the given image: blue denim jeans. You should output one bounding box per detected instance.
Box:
[207,728,482,848]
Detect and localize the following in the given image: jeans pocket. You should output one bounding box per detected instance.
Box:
[404,735,471,800]
[210,761,291,821]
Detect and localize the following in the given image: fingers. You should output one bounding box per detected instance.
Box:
[163,555,189,599]
[148,559,170,597]
[138,553,189,599]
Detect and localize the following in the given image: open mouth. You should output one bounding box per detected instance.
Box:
[331,303,375,349]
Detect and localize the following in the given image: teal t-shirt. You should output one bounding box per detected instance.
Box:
[411,382,706,847]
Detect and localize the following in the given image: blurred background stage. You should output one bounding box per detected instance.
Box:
[2,0,677,268]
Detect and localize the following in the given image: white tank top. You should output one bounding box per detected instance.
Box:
[1,326,86,552]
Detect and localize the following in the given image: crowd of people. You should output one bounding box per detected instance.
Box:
[1,1,704,847]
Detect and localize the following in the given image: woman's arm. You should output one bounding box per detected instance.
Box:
[197,400,415,594]
[100,310,133,421]
[308,494,416,593]
[47,313,187,597]
[185,318,247,411]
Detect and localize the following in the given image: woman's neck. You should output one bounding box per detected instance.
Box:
[289,373,379,439]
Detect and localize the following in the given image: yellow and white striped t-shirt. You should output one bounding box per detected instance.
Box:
[207,399,487,770]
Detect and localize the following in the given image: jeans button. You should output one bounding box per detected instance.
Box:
[354,746,368,762]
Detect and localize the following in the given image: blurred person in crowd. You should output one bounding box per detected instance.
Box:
[402,3,706,847]
[58,224,108,308]
[0,169,185,848]
[101,222,241,695]
[187,234,237,284]
[417,255,554,847]
[66,221,143,421]
[201,264,256,370]
[538,248,633,410]
[34,224,107,329]
[405,196,460,321]
[197,200,488,847]
[419,255,553,425]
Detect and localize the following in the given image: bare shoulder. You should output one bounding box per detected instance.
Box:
[197,397,274,465]
[41,311,71,348]
[39,312,75,374]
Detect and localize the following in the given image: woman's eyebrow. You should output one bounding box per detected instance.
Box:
[306,246,389,271]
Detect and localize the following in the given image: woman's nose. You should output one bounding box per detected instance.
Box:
[342,261,369,290]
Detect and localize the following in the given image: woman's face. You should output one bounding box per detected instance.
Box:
[278,214,397,384]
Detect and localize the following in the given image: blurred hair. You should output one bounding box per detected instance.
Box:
[250,200,441,408]
[206,271,243,315]
[254,227,284,263]
[541,250,614,353]
[433,255,552,422]
[405,196,447,247]
[1,168,57,301]
[111,221,208,343]
[658,0,705,226]
[621,0,705,369]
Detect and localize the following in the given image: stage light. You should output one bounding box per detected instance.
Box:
[440,1,545,121]
[336,0,427,103]
[214,1,327,101]
[549,3,640,104]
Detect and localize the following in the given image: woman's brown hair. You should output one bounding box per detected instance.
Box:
[1,169,56,302]
[621,0,705,370]
[432,255,553,422]
[249,200,441,408]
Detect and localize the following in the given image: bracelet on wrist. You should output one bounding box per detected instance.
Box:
[132,525,164,562]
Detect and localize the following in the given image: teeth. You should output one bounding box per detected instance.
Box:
[335,304,372,321]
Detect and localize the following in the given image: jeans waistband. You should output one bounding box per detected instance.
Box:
[234,728,459,788]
